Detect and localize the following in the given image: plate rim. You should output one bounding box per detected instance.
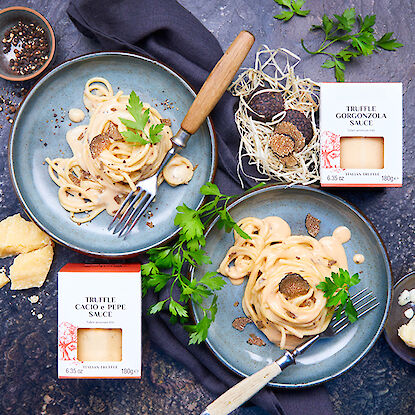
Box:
[190,184,392,388]
[8,51,218,258]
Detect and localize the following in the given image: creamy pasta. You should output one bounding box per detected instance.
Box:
[46,77,193,223]
[218,216,351,349]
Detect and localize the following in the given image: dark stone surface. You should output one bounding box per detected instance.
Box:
[0,0,414,414]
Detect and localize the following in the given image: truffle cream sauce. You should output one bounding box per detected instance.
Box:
[353,253,365,264]
[224,217,351,349]
[162,154,194,186]
[65,125,122,215]
[68,108,85,123]
[64,99,193,215]
[226,219,350,287]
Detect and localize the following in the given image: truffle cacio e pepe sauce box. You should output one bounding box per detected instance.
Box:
[58,263,141,379]
[319,83,402,187]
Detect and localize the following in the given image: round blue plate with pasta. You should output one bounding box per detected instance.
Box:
[191,185,391,387]
[9,52,216,257]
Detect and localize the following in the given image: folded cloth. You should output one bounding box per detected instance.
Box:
[67,1,335,414]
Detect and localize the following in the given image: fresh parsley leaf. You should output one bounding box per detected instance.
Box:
[291,0,309,16]
[200,271,226,290]
[351,31,376,55]
[375,32,403,51]
[146,273,171,293]
[302,8,403,81]
[200,182,222,197]
[317,268,361,323]
[321,59,336,69]
[186,315,211,344]
[274,0,309,22]
[149,299,167,314]
[185,296,218,344]
[275,10,294,21]
[321,14,333,35]
[274,0,292,7]
[142,262,159,276]
[345,299,358,323]
[333,8,355,32]
[143,183,251,345]
[358,14,376,33]
[174,204,204,240]
[169,299,188,318]
[119,90,164,145]
[149,124,164,143]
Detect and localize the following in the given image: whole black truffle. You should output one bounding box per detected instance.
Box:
[283,109,313,144]
[248,89,285,122]
[279,273,310,298]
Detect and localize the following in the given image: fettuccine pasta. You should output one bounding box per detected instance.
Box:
[218,216,351,349]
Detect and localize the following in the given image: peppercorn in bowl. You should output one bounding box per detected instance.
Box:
[0,7,55,81]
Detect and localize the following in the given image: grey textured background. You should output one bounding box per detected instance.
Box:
[0,0,414,414]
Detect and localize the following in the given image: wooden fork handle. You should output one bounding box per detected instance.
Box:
[201,360,282,415]
[181,30,255,135]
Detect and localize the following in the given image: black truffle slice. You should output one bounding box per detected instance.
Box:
[283,109,313,145]
[274,121,305,153]
[247,333,266,346]
[90,133,111,159]
[279,273,310,298]
[105,121,123,141]
[269,133,295,156]
[305,213,320,237]
[279,154,298,168]
[232,317,253,331]
[248,89,285,122]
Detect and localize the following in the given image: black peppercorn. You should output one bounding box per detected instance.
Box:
[1,20,50,76]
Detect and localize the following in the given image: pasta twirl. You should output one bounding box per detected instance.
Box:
[46,77,193,224]
[218,216,351,349]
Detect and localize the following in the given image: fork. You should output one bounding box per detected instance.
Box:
[108,30,255,238]
[200,288,379,415]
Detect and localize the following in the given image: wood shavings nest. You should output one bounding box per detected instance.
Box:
[230,45,320,186]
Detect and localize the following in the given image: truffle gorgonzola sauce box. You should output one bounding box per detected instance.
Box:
[319,82,402,187]
[58,263,141,379]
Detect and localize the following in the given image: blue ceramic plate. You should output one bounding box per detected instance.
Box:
[9,52,216,257]
[191,185,392,387]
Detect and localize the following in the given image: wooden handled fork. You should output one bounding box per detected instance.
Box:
[108,30,255,237]
[201,288,379,415]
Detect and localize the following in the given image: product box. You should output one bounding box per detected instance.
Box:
[319,83,402,187]
[58,263,141,379]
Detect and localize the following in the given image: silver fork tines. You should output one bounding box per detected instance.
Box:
[108,147,177,238]
[329,288,379,336]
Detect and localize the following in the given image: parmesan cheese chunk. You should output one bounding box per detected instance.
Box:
[0,214,51,258]
[0,268,9,288]
[9,244,54,290]
[77,328,122,361]
[398,316,415,348]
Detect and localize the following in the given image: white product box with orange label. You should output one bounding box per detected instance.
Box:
[58,263,141,379]
[319,82,402,187]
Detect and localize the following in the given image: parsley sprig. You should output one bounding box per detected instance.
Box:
[274,0,309,22]
[119,91,164,145]
[143,182,262,344]
[301,8,403,81]
[316,268,361,323]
